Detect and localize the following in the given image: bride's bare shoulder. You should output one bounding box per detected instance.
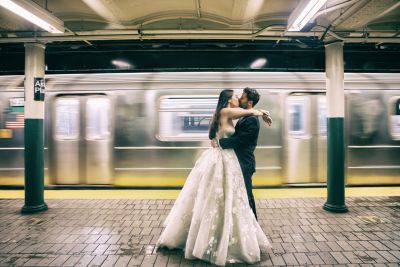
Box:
[220,107,242,116]
[220,107,256,120]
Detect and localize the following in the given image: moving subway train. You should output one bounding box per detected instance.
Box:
[0,72,399,187]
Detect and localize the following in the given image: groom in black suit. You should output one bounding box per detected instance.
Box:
[212,88,272,220]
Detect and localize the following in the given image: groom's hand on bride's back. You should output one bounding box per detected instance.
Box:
[262,113,272,126]
[211,138,219,148]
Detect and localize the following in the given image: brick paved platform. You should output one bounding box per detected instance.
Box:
[0,196,399,266]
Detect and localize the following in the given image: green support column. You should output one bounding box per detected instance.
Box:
[323,42,348,213]
[21,43,48,214]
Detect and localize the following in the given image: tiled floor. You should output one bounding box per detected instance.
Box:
[0,196,399,266]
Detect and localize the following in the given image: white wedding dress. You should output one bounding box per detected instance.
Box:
[156,126,271,266]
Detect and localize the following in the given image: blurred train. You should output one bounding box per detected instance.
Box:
[0,72,399,188]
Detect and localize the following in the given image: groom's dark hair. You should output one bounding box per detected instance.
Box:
[244,87,260,106]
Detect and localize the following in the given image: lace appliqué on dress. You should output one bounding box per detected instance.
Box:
[156,129,271,266]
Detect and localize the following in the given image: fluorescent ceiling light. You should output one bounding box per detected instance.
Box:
[287,0,328,31]
[250,58,267,69]
[0,0,64,33]
[112,60,133,69]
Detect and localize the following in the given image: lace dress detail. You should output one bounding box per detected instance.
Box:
[156,127,271,266]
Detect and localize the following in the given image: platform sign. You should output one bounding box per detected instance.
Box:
[34,77,45,101]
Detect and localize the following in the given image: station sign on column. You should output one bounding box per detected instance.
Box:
[34,77,45,101]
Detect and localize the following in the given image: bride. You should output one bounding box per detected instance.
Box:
[156,89,272,266]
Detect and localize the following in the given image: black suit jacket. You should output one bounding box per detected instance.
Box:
[219,116,260,174]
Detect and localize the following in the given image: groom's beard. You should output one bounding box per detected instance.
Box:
[239,102,247,109]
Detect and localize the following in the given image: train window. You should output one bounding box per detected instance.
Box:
[158,96,218,141]
[55,98,80,140]
[288,97,308,136]
[389,97,400,140]
[318,96,327,136]
[86,98,110,140]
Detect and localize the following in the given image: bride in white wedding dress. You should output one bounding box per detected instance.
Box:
[156,89,272,266]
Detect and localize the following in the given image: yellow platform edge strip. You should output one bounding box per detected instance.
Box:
[0,187,399,199]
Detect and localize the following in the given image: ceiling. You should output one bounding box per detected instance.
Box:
[0,0,399,44]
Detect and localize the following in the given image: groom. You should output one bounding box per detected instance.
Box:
[211,87,272,220]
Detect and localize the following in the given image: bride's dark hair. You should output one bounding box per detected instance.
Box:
[209,89,234,139]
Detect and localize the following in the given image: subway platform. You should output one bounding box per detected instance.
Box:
[0,188,399,267]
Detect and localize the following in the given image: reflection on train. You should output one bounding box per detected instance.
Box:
[0,72,399,187]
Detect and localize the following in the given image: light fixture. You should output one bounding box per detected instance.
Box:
[112,60,133,69]
[287,0,328,31]
[0,0,64,33]
[250,58,267,69]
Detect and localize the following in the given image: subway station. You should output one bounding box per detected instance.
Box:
[0,0,400,266]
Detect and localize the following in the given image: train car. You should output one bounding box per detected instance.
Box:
[0,72,399,187]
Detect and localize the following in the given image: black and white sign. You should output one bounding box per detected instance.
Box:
[34,77,45,101]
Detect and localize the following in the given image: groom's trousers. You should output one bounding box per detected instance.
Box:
[243,171,257,220]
